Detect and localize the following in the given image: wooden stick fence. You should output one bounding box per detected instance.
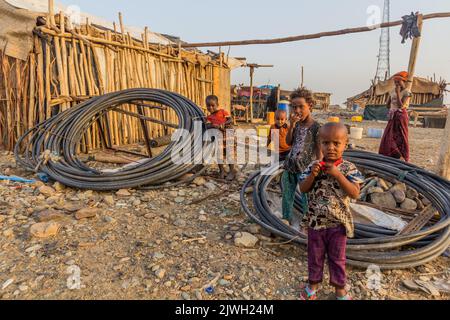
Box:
[0,11,229,152]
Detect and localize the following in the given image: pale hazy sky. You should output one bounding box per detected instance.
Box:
[59,0,450,104]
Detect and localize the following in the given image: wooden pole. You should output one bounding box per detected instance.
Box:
[301,66,304,88]
[405,14,424,106]
[438,114,450,179]
[179,12,450,48]
[249,66,254,123]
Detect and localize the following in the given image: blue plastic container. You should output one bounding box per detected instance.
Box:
[277,100,290,119]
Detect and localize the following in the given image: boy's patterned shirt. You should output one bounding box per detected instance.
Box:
[299,160,364,238]
[284,121,320,174]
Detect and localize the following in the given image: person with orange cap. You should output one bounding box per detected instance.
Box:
[379,71,412,162]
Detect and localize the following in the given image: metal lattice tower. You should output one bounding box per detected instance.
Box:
[375,0,391,82]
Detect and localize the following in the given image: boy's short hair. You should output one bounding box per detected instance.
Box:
[275,109,287,118]
[206,95,219,104]
[320,122,349,139]
[290,87,315,106]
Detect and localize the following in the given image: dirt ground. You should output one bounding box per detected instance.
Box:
[0,111,449,300]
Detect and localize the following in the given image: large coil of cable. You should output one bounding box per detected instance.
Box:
[14,89,210,190]
[240,150,450,270]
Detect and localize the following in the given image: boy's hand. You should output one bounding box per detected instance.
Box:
[323,163,341,178]
[311,161,322,177]
[290,113,301,126]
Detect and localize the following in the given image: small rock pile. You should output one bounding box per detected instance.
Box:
[362,177,431,211]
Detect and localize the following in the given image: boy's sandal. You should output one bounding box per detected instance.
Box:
[336,294,353,301]
[300,286,318,301]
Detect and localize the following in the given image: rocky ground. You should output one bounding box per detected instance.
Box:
[0,113,449,300]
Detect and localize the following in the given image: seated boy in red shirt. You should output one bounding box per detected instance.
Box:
[268,110,292,162]
[206,95,239,181]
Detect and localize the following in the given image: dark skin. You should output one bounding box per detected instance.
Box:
[267,110,287,147]
[286,97,322,160]
[206,99,237,181]
[299,125,360,298]
[206,100,233,131]
[386,79,408,111]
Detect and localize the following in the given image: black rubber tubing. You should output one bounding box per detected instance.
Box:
[14,89,214,190]
[240,151,450,269]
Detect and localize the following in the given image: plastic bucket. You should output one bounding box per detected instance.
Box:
[328,117,340,123]
[350,127,364,140]
[257,125,271,137]
[368,128,384,139]
[352,116,363,122]
[278,101,290,119]
[267,112,276,126]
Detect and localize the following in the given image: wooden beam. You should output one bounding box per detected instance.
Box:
[249,66,254,123]
[179,12,450,48]
[438,113,450,179]
[405,14,424,106]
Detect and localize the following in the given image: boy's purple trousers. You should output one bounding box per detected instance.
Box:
[308,225,347,289]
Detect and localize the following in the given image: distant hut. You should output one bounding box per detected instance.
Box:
[347,77,447,122]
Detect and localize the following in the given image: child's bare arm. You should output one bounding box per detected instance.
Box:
[323,164,360,199]
[299,162,321,193]
[224,117,233,129]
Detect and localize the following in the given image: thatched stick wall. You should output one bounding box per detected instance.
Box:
[0,13,231,151]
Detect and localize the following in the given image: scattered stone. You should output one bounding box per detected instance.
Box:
[368,187,384,194]
[30,222,60,238]
[193,177,206,186]
[234,232,259,248]
[392,190,406,204]
[103,216,116,224]
[1,278,14,290]
[377,178,390,191]
[204,182,217,191]
[174,197,185,204]
[247,224,261,235]
[61,203,82,213]
[370,192,397,209]
[155,269,166,279]
[169,191,178,197]
[415,198,425,211]
[3,228,14,238]
[53,182,65,192]
[199,215,207,222]
[219,279,231,287]
[18,285,29,292]
[153,252,165,260]
[38,186,56,197]
[75,208,100,220]
[181,292,191,300]
[173,219,186,227]
[401,199,418,211]
[133,199,141,207]
[103,195,115,206]
[25,245,42,253]
[406,188,419,200]
[35,210,67,222]
[390,183,407,193]
[116,189,131,197]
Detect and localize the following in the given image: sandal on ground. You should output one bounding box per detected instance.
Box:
[336,294,353,301]
[300,286,318,300]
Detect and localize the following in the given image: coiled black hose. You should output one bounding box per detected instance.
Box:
[240,151,450,269]
[14,89,211,191]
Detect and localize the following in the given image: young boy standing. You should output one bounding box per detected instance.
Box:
[299,123,364,301]
[205,95,239,181]
[268,110,291,162]
[282,88,322,227]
